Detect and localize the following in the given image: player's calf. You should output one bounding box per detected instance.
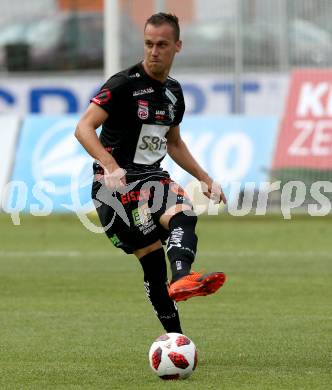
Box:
[139,248,182,333]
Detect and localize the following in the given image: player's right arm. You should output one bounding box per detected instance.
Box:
[75,103,126,187]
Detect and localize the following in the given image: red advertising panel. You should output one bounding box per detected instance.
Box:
[273,69,332,170]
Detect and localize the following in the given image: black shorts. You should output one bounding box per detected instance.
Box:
[91,170,193,254]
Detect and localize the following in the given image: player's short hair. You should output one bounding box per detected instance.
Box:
[145,13,180,41]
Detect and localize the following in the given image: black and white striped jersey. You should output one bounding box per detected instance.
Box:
[91,62,185,175]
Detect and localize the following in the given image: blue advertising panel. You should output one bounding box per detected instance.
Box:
[9,115,94,213]
[162,115,279,187]
[8,115,278,213]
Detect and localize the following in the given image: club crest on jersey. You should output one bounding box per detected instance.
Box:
[138,100,149,120]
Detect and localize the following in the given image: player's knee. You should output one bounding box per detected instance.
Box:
[139,247,167,283]
[134,241,163,259]
[169,210,197,231]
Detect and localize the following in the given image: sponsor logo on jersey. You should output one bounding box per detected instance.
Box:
[155,109,166,121]
[110,234,121,247]
[133,124,169,164]
[120,189,151,205]
[138,135,167,151]
[168,104,175,121]
[92,89,111,105]
[133,87,154,96]
[130,72,141,78]
[132,204,156,235]
[132,204,151,226]
[165,88,177,104]
[137,100,149,120]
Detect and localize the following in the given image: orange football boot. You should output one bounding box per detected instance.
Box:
[168,271,226,302]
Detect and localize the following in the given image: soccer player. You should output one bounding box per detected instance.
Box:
[75,13,227,334]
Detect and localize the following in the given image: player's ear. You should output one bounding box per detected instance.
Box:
[175,40,182,53]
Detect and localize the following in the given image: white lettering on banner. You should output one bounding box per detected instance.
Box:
[183,132,214,168]
[211,133,253,182]
[288,120,332,156]
[164,132,214,184]
[296,82,332,117]
[274,70,332,171]
[313,121,332,155]
[162,131,255,185]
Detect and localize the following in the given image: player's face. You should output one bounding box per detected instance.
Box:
[143,23,182,80]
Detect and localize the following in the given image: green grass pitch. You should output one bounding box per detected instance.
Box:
[0,214,331,389]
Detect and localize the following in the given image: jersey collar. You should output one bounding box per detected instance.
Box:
[138,61,166,86]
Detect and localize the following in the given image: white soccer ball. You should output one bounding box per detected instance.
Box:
[148,332,198,380]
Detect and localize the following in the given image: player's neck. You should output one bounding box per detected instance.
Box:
[142,61,169,83]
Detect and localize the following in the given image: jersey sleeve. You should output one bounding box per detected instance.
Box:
[173,86,185,126]
[91,75,129,114]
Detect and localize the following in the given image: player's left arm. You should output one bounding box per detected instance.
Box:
[167,125,226,204]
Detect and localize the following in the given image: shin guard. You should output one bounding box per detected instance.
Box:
[167,211,198,282]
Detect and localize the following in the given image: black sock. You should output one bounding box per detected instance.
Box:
[139,248,182,333]
[167,211,198,282]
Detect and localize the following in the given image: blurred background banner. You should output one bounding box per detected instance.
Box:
[273,69,332,171]
[271,69,332,206]
[0,0,331,213]
[0,76,100,115]
[7,115,94,213]
[0,74,287,115]
[163,116,278,186]
[4,115,277,213]
[0,115,20,206]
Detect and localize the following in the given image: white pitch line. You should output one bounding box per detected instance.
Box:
[0,250,331,258]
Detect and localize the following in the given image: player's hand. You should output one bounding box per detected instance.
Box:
[200,175,227,204]
[103,164,127,189]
